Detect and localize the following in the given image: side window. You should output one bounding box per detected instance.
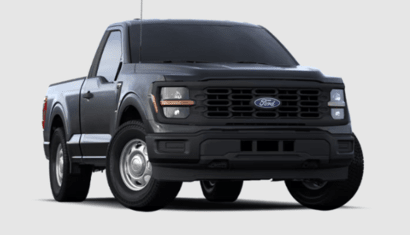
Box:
[97,31,122,82]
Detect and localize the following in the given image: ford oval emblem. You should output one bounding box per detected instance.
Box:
[254,97,281,109]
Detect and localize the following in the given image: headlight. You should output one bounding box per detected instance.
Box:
[328,89,346,107]
[160,87,193,118]
[331,108,345,120]
[328,89,346,120]
[161,87,190,100]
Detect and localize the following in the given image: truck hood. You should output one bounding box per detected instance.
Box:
[134,63,343,83]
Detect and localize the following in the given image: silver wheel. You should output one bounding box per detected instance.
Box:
[119,139,152,191]
[56,143,64,187]
[302,179,327,190]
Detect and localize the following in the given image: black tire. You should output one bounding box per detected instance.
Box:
[106,121,182,211]
[200,180,243,202]
[49,128,92,202]
[285,133,364,210]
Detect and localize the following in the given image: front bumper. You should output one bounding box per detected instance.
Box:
[146,130,355,181]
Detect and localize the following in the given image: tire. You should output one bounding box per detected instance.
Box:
[106,121,182,211]
[200,180,243,202]
[285,133,364,210]
[49,128,92,202]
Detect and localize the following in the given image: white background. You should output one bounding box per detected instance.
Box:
[1,0,409,234]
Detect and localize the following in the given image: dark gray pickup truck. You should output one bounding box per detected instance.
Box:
[42,19,363,211]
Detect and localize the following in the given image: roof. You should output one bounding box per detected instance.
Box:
[109,19,261,28]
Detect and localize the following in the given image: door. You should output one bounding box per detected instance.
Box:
[80,31,122,156]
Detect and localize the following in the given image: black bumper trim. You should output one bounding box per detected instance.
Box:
[146,130,354,181]
[152,165,349,181]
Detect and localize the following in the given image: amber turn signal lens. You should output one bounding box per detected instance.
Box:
[160,100,195,106]
[151,94,159,113]
[42,96,48,129]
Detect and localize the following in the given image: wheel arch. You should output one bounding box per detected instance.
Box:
[49,103,69,141]
[116,92,152,132]
[45,103,69,161]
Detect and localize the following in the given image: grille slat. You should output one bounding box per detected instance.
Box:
[204,88,324,119]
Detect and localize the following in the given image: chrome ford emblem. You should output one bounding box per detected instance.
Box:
[254,97,281,109]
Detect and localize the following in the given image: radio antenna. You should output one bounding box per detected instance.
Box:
[139,0,143,63]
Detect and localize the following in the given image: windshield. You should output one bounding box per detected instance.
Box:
[129,23,298,67]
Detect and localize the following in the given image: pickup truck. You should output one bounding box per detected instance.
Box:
[42,19,364,211]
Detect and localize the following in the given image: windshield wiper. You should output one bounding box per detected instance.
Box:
[150,60,212,63]
[147,60,271,65]
[232,61,270,65]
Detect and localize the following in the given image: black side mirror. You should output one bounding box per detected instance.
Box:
[96,76,113,84]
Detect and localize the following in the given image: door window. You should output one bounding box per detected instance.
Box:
[97,31,122,82]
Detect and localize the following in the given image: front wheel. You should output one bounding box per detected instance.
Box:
[200,180,243,202]
[285,133,364,210]
[106,121,182,211]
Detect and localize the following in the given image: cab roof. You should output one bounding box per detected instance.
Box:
[109,19,261,28]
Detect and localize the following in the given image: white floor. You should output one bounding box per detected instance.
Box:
[5,166,405,235]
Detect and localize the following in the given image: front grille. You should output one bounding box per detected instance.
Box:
[226,123,306,126]
[203,88,327,119]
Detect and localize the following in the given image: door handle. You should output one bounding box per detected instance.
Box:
[83,91,94,99]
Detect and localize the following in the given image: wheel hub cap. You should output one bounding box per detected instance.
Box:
[130,154,145,176]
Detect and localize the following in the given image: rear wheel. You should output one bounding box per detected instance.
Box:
[49,128,92,201]
[285,134,364,210]
[200,180,243,202]
[106,121,182,211]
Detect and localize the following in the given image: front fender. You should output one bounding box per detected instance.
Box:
[117,92,153,133]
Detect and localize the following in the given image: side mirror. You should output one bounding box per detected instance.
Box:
[96,76,113,84]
